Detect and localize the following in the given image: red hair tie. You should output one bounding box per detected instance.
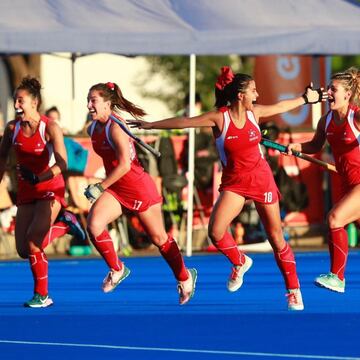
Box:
[106,82,115,91]
[215,66,234,90]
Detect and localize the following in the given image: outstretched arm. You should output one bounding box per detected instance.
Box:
[127,111,219,130]
[254,83,327,119]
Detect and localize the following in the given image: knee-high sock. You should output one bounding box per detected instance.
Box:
[213,232,245,266]
[29,251,48,296]
[329,227,348,280]
[42,221,70,249]
[274,242,299,289]
[88,230,121,271]
[159,236,188,281]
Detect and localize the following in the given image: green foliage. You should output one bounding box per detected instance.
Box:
[332,56,360,73]
[140,55,253,113]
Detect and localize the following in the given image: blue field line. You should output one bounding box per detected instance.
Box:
[0,339,359,360]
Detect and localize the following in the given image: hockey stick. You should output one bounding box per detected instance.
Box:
[109,114,161,158]
[260,138,338,173]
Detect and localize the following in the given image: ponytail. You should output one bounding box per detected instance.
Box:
[89,82,147,118]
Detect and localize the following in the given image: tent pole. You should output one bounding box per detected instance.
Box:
[186,54,196,257]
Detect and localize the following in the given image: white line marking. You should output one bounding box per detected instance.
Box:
[0,340,358,359]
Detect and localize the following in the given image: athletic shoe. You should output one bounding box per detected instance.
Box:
[24,293,53,308]
[227,255,253,292]
[58,210,86,242]
[286,288,304,311]
[178,268,197,305]
[102,266,130,293]
[314,272,345,293]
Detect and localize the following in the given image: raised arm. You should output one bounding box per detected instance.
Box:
[254,84,327,120]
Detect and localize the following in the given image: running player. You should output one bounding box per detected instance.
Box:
[128,66,326,311]
[84,82,197,305]
[0,76,85,307]
[288,67,360,293]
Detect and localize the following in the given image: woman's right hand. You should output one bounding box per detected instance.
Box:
[126,119,152,129]
[286,143,302,155]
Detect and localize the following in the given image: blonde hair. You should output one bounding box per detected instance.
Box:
[331,67,360,105]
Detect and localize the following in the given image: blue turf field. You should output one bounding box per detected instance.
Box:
[0,251,359,360]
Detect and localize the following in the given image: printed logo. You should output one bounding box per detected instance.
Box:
[42,192,55,199]
[226,135,238,140]
[248,129,258,141]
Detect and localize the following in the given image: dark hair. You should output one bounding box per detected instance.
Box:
[45,106,60,117]
[215,73,253,109]
[89,82,146,118]
[15,76,42,110]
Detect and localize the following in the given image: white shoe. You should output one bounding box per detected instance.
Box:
[227,255,253,292]
[287,288,304,311]
[177,268,197,305]
[102,266,130,293]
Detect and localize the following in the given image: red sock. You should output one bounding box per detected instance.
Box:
[29,251,48,296]
[159,236,188,281]
[274,242,299,289]
[89,230,121,271]
[42,221,70,248]
[213,232,245,266]
[329,227,348,280]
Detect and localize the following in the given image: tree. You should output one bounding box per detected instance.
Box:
[331,56,360,73]
[3,54,41,91]
[140,55,253,113]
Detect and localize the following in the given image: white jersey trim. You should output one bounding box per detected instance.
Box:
[216,110,231,166]
[347,108,360,146]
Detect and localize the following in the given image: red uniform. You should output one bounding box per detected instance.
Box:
[215,107,279,204]
[89,118,161,212]
[12,116,65,206]
[325,104,360,194]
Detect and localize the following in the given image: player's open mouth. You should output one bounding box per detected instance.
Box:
[15,109,24,116]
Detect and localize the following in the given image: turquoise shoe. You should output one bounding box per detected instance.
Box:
[314,272,345,293]
[24,293,53,308]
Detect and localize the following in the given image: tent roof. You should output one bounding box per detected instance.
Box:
[1,0,360,55]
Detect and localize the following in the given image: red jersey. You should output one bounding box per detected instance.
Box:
[325,104,360,189]
[12,115,65,205]
[89,118,161,212]
[214,107,279,204]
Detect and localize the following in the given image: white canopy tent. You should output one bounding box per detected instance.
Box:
[1,0,360,54]
[1,0,360,255]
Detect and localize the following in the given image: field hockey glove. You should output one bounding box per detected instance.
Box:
[18,165,40,185]
[84,183,104,202]
[302,84,328,104]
